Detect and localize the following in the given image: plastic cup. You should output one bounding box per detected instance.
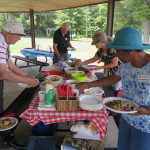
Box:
[38,91,45,102]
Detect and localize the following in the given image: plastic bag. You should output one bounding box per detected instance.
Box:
[56,60,69,69]
[70,122,98,136]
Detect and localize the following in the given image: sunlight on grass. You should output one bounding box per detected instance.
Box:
[10,37,97,61]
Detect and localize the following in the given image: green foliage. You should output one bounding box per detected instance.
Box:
[114,0,150,33]
[54,7,86,36]
[0,0,150,39]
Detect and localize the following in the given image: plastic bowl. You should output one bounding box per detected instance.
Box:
[43,71,62,77]
[45,75,63,87]
[71,72,87,82]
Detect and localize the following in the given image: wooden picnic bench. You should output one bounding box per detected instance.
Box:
[12,55,49,72]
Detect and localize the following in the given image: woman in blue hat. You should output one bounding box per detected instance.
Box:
[75,27,150,150]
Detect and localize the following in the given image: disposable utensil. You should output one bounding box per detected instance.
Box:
[38,91,45,102]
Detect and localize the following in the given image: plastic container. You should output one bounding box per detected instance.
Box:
[45,83,54,105]
[43,71,62,77]
[71,73,87,82]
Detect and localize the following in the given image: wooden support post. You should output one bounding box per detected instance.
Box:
[30,9,35,49]
[107,0,115,37]
[105,0,115,76]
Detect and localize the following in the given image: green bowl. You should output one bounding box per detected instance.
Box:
[71,72,87,82]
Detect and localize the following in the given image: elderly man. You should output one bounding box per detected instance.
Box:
[0,19,39,114]
[53,22,75,63]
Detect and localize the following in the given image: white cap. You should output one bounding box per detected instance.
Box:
[1,19,26,36]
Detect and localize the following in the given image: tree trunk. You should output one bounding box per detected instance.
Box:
[143,18,150,44]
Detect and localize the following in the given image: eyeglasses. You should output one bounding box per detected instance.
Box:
[94,40,101,45]
[115,49,119,54]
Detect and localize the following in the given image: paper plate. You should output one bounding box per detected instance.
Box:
[18,83,31,88]
[79,94,103,111]
[64,67,79,75]
[0,117,18,131]
[84,87,104,96]
[67,47,76,51]
[103,97,138,114]
[83,65,96,70]
[66,79,79,88]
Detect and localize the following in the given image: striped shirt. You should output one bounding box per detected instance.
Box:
[0,33,12,80]
[96,48,120,75]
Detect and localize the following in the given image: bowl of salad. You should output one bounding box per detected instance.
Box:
[0,117,18,132]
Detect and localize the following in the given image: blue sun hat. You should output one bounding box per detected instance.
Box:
[106,27,150,50]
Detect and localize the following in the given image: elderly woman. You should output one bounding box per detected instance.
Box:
[76,31,122,93]
[75,27,150,150]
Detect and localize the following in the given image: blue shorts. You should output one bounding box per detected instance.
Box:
[117,117,150,150]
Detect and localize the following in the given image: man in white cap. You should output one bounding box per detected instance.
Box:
[0,19,39,148]
[0,19,39,113]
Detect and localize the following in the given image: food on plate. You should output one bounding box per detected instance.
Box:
[68,68,77,71]
[85,90,95,95]
[105,100,136,111]
[84,87,104,96]
[0,118,16,130]
[70,122,98,136]
[87,65,95,67]
[51,76,60,81]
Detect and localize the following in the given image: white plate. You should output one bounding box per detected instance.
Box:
[66,79,79,88]
[18,83,31,88]
[67,47,76,51]
[0,117,18,131]
[79,94,103,111]
[83,65,96,70]
[103,97,138,114]
[84,87,104,96]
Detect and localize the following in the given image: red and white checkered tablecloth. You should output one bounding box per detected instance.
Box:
[20,94,109,140]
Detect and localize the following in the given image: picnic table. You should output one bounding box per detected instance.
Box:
[20,94,109,141]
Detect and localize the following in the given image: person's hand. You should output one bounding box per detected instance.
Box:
[95,66,103,70]
[131,107,149,116]
[58,56,64,61]
[26,74,35,79]
[75,82,88,91]
[70,46,75,50]
[75,61,82,67]
[26,77,39,87]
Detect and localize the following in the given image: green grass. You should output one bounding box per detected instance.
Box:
[10,37,150,62]
[10,37,97,61]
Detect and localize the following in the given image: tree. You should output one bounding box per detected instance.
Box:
[114,0,150,44]
[88,4,108,37]
[54,7,86,38]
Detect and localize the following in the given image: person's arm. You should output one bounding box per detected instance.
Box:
[68,41,74,48]
[132,107,150,116]
[75,73,121,90]
[76,55,100,66]
[8,60,33,78]
[53,43,64,61]
[0,63,39,87]
[95,57,118,70]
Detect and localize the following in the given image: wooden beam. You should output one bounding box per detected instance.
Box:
[30,9,35,48]
[104,0,115,76]
[106,0,115,37]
